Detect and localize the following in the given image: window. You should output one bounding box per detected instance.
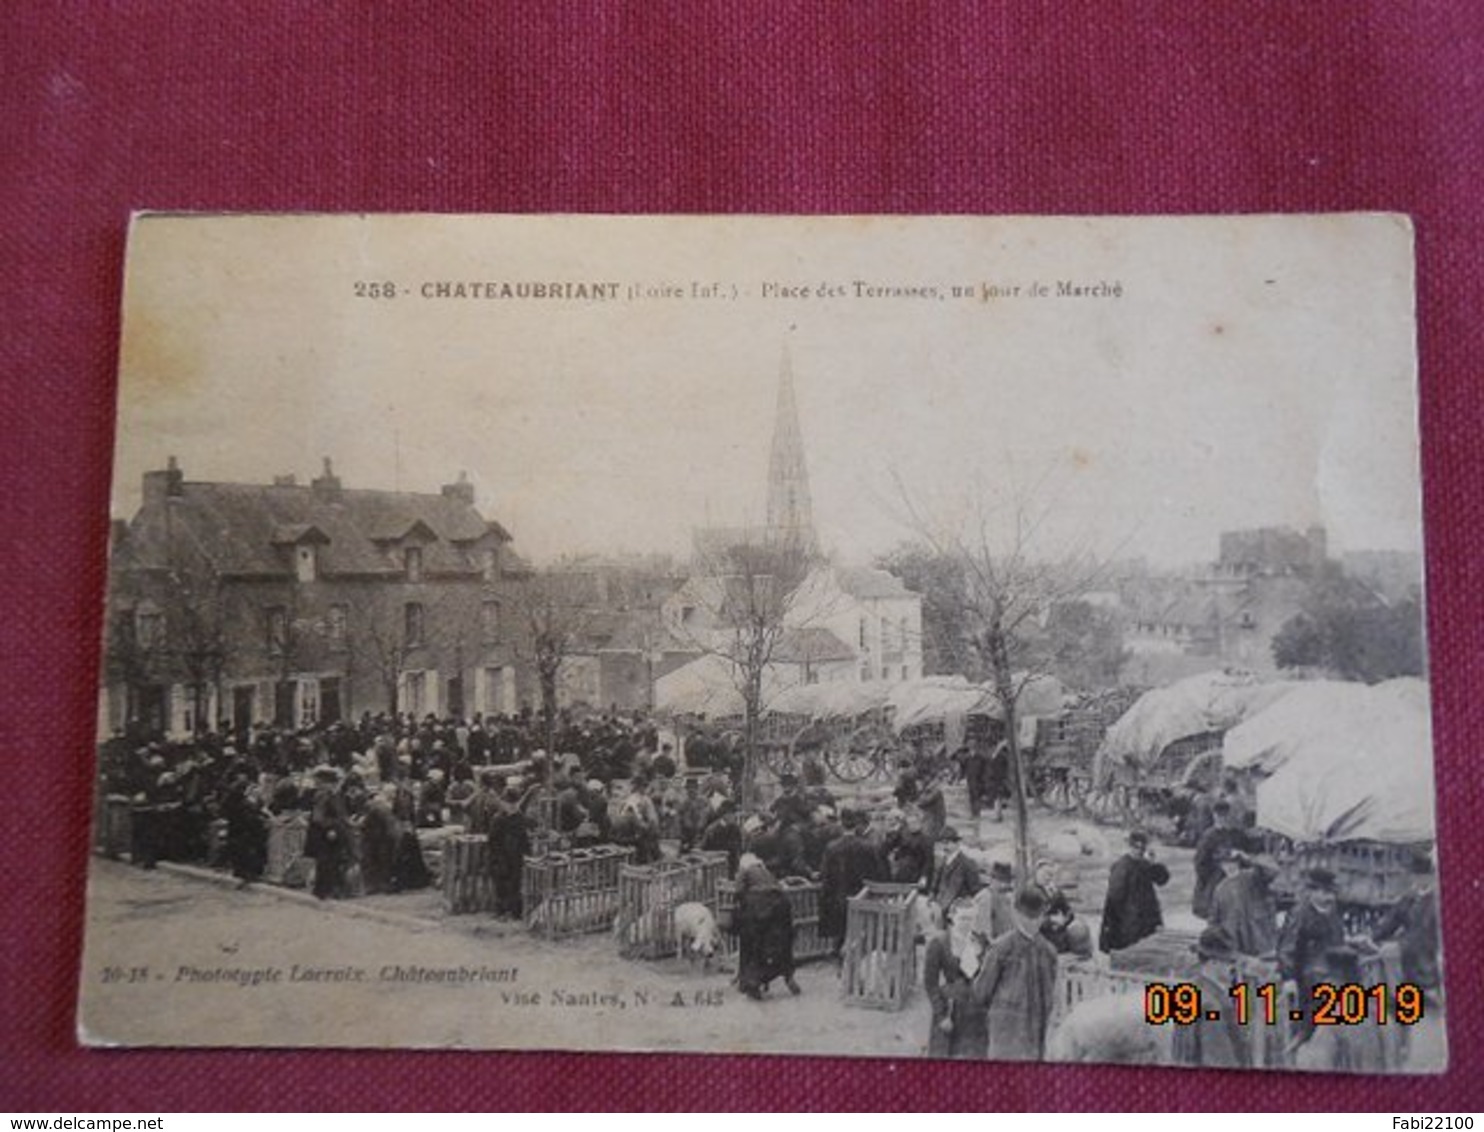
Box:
[295,544,317,583]
[860,661,872,682]
[134,608,164,650]
[403,670,427,716]
[266,606,288,656]
[404,546,423,582]
[327,604,348,651]
[298,678,320,727]
[482,548,497,583]
[405,601,425,645]
[482,599,502,643]
[858,617,868,649]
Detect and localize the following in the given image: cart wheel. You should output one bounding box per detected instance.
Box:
[828,724,894,783]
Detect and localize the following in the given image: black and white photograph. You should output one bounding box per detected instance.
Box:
[79,212,1443,1072]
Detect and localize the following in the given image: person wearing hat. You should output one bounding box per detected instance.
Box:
[971,886,1059,1061]
[930,826,983,911]
[1098,829,1171,953]
[973,859,1018,942]
[885,808,934,888]
[678,777,710,851]
[1171,927,1251,1069]
[819,808,890,958]
[1208,846,1279,958]
[1292,943,1388,1073]
[306,766,350,900]
[1277,866,1348,1045]
[1369,852,1441,994]
[769,772,812,831]
[485,784,531,918]
[732,853,800,1000]
[924,896,991,1059]
[1192,800,1247,921]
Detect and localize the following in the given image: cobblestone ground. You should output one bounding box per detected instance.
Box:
[78,784,1198,1057]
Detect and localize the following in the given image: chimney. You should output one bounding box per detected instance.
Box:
[142,455,185,507]
[441,470,475,506]
[312,456,343,502]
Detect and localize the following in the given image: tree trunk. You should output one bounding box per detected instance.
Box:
[989,629,1032,884]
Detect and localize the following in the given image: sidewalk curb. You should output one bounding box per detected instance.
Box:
[154,860,446,934]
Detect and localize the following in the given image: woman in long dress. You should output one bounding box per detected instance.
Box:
[733,853,800,1000]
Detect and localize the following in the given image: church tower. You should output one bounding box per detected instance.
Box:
[765,344,818,555]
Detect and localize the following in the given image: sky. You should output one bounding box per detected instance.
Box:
[111,213,1423,570]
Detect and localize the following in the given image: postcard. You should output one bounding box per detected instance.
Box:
[79,213,1443,1071]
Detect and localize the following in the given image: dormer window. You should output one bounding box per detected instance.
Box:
[404,546,423,582]
[482,548,497,582]
[296,544,318,583]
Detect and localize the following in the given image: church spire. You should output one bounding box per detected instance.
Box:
[766,343,817,555]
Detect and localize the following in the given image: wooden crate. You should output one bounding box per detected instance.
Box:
[443,834,495,914]
[99,795,133,859]
[615,858,716,959]
[523,845,633,938]
[265,814,312,888]
[843,881,919,1010]
[715,875,835,963]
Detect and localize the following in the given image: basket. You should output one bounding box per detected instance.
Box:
[842,881,919,1010]
[522,845,633,938]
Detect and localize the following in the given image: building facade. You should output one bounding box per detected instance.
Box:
[102,458,530,738]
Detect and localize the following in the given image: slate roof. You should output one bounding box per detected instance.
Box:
[774,626,856,664]
[121,478,511,579]
[836,566,912,600]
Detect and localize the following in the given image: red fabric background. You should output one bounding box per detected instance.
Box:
[2,1,1481,1112]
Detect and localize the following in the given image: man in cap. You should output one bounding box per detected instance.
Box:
[1278,866,1348,1044]
[972,886,1059,1060]
[1099,829,1170,953]
[1171,926,1250,1069]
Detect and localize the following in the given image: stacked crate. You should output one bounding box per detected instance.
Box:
[842,881,919,1010]
[522,845,633,939]
[265,813,312,888]
[99,795,133,859]
[443,834,494,913]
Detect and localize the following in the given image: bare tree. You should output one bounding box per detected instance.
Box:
[509,563,598,760]
[676,536,814,806]
[894,468,1120,879]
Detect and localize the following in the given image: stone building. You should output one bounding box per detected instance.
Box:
[101,458,529,737]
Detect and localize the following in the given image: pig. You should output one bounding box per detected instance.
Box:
[673,902,722,971]
[1045,992,1172,1065]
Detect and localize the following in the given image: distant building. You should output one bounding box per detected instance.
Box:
[1123,525,1330,683]
[102,458,528,737]
[658,347,923,716]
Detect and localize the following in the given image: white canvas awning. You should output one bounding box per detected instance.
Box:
[1237,678,1435,844]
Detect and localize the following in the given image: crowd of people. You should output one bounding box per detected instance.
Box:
[97,715,1441,1069]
